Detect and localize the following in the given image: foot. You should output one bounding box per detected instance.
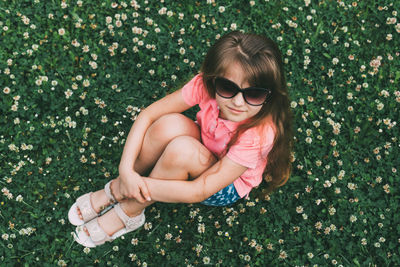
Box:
[74,203,146,247]
[82,205,143,237]
[76,189,113,221]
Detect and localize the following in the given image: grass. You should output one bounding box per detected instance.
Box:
[0,0,399,266]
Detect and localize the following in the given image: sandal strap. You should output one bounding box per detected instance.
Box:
[104,181,117,203]
[85,219,112,246]
[114,203,145,231]
[76,193,97,222]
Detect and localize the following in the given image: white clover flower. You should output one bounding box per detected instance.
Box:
[57,260,67,267]
[158,7,167,15]
[324,180,332,188]
[82,79,90,87]
[89,61,98,69]
[219,6,225,13]
[328,206,336,215]
[279,250,288,259]
[2,233,9,240]
[195,244,203,253]
[198,223,205,234]
[165,233,172,240]
[296,206,304,213]
[203,256,211,264]
[144,222,152,230]
[377,102,384,111]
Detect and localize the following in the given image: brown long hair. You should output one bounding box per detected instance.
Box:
[201,31,293,195]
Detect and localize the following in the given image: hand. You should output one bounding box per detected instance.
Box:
[117,168,151,203]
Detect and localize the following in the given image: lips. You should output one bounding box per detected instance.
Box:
[228,107,245,113]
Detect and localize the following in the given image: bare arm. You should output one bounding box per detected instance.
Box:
[118,89,192,202]
[143,156,247,203]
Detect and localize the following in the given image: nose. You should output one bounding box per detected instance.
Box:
[232,92,245,106]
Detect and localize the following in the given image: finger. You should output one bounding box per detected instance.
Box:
[120,182,133,200]
[140,182,152,202]
[118,189,129,202]
[133,196,145,203]
[115,187,126,202]
[134,180,147,202]
[109,179,120,202]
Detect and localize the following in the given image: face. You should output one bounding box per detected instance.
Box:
[215,62,263,122]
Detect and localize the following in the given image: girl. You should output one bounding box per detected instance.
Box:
[68,31,293,247]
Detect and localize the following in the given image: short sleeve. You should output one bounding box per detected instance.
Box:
[226,127,274,169]
[181,74,207,107]
[226,132,261,170]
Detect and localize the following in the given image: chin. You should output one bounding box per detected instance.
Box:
[223,114,247,122]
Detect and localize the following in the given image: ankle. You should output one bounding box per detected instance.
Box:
[91,189,111,213]
[123,207,143,218]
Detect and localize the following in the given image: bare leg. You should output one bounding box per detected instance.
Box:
[79,114,215,237]
[95,135,216,236]
[76,114,200,218]
[134,113,200,174]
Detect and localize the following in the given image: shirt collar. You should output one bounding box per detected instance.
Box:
[218,117,241,132]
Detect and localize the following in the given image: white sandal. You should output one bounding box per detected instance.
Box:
[68,181,117,226]
[73,203,145,247]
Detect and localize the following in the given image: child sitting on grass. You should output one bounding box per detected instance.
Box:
[68,31,293,247]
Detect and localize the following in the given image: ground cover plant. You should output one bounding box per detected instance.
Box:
[1,0,399,266]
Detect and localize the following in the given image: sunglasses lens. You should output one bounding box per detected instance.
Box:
[215,78,238,98]
[214,77,270,106]
[244,89,269,105]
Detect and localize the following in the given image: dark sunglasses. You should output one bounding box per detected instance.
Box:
[213,77,271,106]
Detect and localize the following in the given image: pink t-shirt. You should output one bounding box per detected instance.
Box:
[181,74,275,198]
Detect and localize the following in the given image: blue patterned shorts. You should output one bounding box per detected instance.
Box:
[201,183,241,206]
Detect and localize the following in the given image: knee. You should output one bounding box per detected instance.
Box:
[163,136,199,166]
[162,136,216,171]
[148,114,199,142]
